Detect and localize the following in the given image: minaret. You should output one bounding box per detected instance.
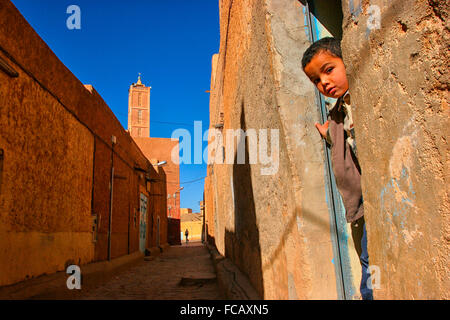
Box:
[128,73,151,137]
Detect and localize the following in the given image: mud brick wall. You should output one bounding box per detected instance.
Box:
[0,0,165,286]
[341,0,449,299]
[206,0,449,299]
[205,0,341,299]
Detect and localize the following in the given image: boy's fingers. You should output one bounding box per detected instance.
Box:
[314,123,322,131]
[314,123,326,138]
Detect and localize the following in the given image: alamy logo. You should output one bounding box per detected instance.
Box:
[66,5,81,30]
[66,265,81,290]
[170,121,280,176]
[367,265,381,290]
[366,5,381,30]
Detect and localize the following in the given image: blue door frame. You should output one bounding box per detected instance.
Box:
[303,0,357,300]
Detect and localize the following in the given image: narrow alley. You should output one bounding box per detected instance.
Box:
[0,0,448,304]
[80,242,224,300]
[0,242,225,300]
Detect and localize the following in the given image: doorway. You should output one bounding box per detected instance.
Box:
[302,0,361,300]
[139,193,148,253]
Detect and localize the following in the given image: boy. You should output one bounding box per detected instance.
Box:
[302,37,373,300]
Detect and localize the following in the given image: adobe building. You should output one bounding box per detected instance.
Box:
[181,213,203,242]
[200,199,206,242]
[128,76,182,245]
[205,0,448,300]
[147,159,169,250]
[180,208,193,215]
[0,0,168,288]
[180,209,204,242]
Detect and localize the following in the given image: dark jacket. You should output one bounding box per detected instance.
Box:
[326,94,364,223]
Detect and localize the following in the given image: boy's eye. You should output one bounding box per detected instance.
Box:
[326,67,334,73]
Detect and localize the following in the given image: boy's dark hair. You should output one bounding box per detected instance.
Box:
[301,37,342,69]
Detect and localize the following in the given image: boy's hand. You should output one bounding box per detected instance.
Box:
[315,121,329,139]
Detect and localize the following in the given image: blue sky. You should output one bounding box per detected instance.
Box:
[11,0,219,212]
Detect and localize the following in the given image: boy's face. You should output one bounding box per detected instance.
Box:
[303,50,349,99]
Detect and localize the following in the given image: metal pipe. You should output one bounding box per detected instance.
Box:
[0,56,18,77]
[107,137,116,261]
[0,149,4,195]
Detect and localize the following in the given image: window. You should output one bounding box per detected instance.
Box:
[138,110,143,124]
[138,93,142,106]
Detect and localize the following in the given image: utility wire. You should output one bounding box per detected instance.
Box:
[165,176,207,185]
[112,110,201,127]
[150,120,198,127]
[180,176,207,184]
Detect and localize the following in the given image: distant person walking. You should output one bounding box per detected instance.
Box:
[185,229,189,244]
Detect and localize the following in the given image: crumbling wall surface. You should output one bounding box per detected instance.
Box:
[206,0,343,299]
[341,0,449,299]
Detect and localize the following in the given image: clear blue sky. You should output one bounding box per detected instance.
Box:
[11,0,219,213]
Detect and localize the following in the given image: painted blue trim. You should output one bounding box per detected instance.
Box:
[305,1,356,300]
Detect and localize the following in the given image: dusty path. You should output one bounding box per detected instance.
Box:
[81,241,224,300]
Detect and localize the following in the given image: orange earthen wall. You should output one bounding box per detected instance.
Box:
[133,137,180,245]
[0,50,94,286]
[0,0,166,286]
[147,166,168,248]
